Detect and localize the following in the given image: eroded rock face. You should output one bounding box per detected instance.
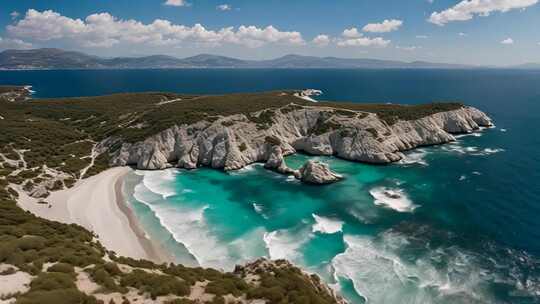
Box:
[299,160,343,184]
[108,104,492,171]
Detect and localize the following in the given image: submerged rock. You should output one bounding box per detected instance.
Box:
[299,160,343,184]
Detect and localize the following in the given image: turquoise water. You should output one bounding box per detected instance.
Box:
[2,69,540,303]
[124,131,538,303]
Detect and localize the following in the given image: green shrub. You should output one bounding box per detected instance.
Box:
[18,236,46,251]
[16,289,98,304]
[120,269,190,299]
[29,272,76,291]
[47,263,74,274]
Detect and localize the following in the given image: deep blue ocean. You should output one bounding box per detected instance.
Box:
[2,69,540,303]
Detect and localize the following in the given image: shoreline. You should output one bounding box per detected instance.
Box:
[16,167,173,264]
[114,172,174,263]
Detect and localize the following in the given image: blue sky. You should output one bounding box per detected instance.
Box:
[0,0,539,65]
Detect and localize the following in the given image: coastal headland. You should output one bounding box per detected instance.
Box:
[0,86,492,303]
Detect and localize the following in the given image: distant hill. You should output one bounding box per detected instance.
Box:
[512,63,540,70]
[0,48,475,70]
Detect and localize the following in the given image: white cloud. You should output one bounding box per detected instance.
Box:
[500,37,514,44]
[459,32,468,36]
[416,35,428,39]
[337,37,390,47]
[362,19,403,33]
[429,0,538,26]
[312,34,330,47]
[342,27,362,38]
[338,27,390,47]
[217,4,231,11]
[164,0,190,7]
[396,45,421,51]
[7,9,305,49]
[0,37,32,49]
[10,11,20,20]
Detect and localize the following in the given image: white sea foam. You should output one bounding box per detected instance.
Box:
[459,175,467,181]
[263,228,310,262]
[312,214,344,234]
[441,143,504,156]
[500,128,507,132]
[455,132,483,139]
[133,173,239,270]
[252,203,269,219]
[138,169,177,199]
[399,149,428,166]
[330,233,492,304]
[369,187,419,212]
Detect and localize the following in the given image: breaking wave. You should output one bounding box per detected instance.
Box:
[369,187,419,212]
[399,149,429,166]
[331,228,540,304]
[312,214,344,234]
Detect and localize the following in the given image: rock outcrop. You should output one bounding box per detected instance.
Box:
[108,104,492,172]
[234,258,348,304]
[299,160,343,184]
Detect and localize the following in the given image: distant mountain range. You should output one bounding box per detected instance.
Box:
[0,48,537,70]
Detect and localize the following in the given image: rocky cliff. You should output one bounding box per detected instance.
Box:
[109,103,492,172]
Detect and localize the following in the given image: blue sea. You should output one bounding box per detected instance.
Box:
[2,69,540,303]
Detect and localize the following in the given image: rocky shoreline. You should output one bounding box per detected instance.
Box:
[108,102,492,183]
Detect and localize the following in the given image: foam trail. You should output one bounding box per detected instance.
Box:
[312,214,344,234]
[369,187,419,212]
[252,203,269,219]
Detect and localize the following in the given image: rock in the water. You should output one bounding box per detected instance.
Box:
[299,160,343,184]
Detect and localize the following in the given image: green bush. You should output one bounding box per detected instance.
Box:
[47,263,74,274]
[16,289,98,304]
[18,236,46,251]
[29,272,76,291]
[120,269,190,299]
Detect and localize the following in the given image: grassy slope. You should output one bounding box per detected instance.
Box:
[0,87,464,303]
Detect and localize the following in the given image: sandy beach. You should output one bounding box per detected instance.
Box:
[16,167,172,263]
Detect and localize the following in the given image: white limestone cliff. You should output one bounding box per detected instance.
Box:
[108,103,492,172]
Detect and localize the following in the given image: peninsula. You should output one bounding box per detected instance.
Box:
[0,86,492,304]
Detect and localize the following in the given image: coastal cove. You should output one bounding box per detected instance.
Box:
[1,68,540,304]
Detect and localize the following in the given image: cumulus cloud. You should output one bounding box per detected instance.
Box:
[10,11,20,20]
[7,9,305,49]
[362,19,403,33]
[217,4,232,11]
[312,34,330,47]
[342,27,362,38]
[429,0,538,26]
[337,27,390,47]
[164,0,190,7]
[0,37,32,50]
[459,32,468,36]
[500,37,514,44]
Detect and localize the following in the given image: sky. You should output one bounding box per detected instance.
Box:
[0,0,539,66]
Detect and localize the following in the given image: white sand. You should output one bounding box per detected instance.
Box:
[0,264,32,301]
[17,167,170,263]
